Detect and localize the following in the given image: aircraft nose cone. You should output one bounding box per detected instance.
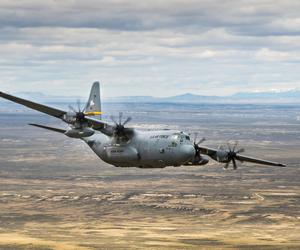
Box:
[181,144,195,161]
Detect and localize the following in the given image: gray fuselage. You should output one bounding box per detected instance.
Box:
[83,129,195,168]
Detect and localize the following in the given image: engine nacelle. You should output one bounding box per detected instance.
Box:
[62,112,77,124]
[213,150,229,163]
[185,155,209,166]
[64,127,95,138]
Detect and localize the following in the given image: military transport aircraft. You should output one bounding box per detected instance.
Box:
[0,82,286,169]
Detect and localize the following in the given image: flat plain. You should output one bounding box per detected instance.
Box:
[0,102,300,249]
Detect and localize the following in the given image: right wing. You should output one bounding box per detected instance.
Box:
[0,91,66,118]
[199,146,286,167]
[235,154,286,167]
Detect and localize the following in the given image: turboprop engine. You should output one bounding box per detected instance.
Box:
[185,135,209,166]
[62,96,101,139]
[212,142,245,169]
[64,127,95,138]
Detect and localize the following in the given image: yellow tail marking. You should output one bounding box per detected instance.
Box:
[84,111,103,116]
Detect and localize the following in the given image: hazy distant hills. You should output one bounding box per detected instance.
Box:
[1,90,300,104]
[232,90,300,99]
[107,90,300,104]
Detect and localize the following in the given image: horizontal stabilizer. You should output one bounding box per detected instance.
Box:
[29,123,66,134]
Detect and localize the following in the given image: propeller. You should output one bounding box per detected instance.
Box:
[68,99,86,123]
[223,141,245,170]
[192,132,206,159]
[68,99,102,125]
[110,112,133,139]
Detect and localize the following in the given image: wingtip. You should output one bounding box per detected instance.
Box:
[277,163,287,167]
[28,123,38,127]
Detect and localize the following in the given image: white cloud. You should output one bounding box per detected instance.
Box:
[255,48,289,61]
[255,48,300,62]
[0,0,300,97]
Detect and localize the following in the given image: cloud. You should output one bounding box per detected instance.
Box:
[0,0,300,97]
[0,0,298,33]
[255,48,300,62]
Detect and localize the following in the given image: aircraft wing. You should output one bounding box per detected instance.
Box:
[0,91,116,136]
[198,146,286,167]
[0,91,66,118]
[85,116,135,138]
[198,146,219,157]
[235,154,286,167]
[84,116,114,136]
[29,123,66,134]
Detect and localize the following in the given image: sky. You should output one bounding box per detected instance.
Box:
[1,0,300,97]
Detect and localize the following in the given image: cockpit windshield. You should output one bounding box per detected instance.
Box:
[172,133,190,142]
[172,134,179,140]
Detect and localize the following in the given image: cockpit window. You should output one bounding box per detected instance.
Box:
[172,134,179,140]
[172,134,190,141]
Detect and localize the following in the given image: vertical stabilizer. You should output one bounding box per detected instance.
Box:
[84,81,102,119]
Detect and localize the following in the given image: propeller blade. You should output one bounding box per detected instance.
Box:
[227,142,232,152]
[193,132,198,143]
[224,162,230,169]
[68,105,77,113]
[110,115,118,126]
[236,148,245,154]
[119,112,123,125]
[77,99,81,112]
[232,158,237,170]
[197,137,206,145]
[233,141,238,151]
[122,116,132,126]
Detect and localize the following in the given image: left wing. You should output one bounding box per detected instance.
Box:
[199,146,286,167]
[85,116,114,136]
[29,123,66,134]
[0,91,116,135]
[85,116,134,138]
[0,91,66,118]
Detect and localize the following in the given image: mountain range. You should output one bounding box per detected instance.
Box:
[106,90,300,103]
[1,90,300,104]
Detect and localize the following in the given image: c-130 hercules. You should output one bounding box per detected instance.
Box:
[0,82,286,169]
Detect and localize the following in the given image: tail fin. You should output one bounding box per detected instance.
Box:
[84,81,102,119]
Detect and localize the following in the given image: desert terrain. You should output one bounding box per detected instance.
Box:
[0,102,300,249]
